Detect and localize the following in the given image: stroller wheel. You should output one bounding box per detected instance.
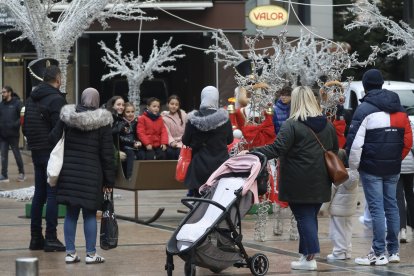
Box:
[249,253,269,276]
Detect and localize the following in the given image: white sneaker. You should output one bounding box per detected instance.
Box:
[355,251,388,266]
[85,253,105,264]
[400,228,407,243]
[65,253,80,264]
[17,173,26,182]
[291,255,317,270]
[388,253,400,263]
[327,253,351,260]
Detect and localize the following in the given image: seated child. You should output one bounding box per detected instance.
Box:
[161,95,187,160]
[326,149,359,260]
[119,102,142,178]
[137,97,168,160]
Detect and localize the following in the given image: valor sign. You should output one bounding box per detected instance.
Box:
[249,5,288,27]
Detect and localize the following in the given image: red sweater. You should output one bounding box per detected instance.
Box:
[137,112,168,148]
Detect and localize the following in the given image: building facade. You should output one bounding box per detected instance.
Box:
[0,0,333,111]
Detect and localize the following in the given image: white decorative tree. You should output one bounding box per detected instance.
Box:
[207,29,378,113]
[2,0,156,93]
[99,33,185,113]
[346,0,414,59]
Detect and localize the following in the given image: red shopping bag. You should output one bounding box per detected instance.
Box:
[175,147,192,182]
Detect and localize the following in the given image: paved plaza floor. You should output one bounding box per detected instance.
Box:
[1,150,414,275]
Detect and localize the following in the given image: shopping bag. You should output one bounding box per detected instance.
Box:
[47,130,65,187]
[100,193,118,250]
[175,146,192,182]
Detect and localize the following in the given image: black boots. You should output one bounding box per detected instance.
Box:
[44,234,65,252]
[29,232,65,252]
[29,234,45,250]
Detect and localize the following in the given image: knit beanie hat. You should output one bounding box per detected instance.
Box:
[362,69,384,92]
[200,86,219,110]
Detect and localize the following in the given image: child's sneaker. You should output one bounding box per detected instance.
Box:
[85,253,105,264]
[400,228,407,243]
[327,253,351,260]
[355,250,388,266]
[17,173,26,182]
[65,253,80,264]
[388,253,400,263]
[0,175,9,183]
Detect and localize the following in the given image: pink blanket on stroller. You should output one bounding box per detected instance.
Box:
[199,154,262,203]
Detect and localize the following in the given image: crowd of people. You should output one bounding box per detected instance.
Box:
[1,59,414,272]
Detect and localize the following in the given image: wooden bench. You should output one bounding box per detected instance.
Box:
[114,160,185,224]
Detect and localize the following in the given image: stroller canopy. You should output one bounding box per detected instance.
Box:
[199,154,263,203]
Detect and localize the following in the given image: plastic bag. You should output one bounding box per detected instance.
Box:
[175,146,192,182]
[100,193,118,250]
[47,130,65,187]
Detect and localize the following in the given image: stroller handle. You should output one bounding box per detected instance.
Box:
[181,197,227,212]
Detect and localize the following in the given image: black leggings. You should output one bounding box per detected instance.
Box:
[396,173,414,228]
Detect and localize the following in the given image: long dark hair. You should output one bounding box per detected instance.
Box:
[106,96,123,113]
[167,95,183,125]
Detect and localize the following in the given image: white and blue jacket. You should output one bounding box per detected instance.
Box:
[346,89,412,176]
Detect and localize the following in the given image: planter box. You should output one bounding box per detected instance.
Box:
[25,203,66,218]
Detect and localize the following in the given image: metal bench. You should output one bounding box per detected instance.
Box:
[114,160,185,224]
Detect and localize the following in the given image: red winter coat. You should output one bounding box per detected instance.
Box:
[333,119,346,149]
[137,111,168,148]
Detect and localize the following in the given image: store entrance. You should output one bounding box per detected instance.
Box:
[78,32,217,113]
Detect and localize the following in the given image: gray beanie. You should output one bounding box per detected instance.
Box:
[200,86,219,110]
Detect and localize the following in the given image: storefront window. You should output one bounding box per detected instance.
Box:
[270,0,310,26]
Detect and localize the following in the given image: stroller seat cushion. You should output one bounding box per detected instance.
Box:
[176,177,244,245]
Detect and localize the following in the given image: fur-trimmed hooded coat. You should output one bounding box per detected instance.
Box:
[50,104,115,210]
[182,108,233,190]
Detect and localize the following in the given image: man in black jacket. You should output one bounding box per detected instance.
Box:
[0,86,25,182]
[23,59,66,252]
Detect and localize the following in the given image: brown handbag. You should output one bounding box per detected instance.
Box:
[308,127,349,186]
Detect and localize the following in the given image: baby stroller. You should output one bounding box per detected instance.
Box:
[165,152,270,276]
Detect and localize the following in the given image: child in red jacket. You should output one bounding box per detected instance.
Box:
[137,97,168,160]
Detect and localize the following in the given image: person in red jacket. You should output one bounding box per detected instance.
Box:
[137,97,168,160]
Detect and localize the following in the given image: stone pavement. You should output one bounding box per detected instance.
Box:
[1,150,414,275]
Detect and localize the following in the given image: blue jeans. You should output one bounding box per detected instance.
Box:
[360,170,400,255]
[64,206,97,255]
[1,136,24,177]
[289,203,322,256]
[30,151,58,238]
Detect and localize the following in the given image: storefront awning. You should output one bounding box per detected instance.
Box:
[51,1,213,11]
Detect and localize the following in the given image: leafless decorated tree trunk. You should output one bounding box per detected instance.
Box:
[99,34,185,113]
[2,0,156,93]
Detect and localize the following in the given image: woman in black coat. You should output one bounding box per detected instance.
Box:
[182,86,233,196]
[252,86,338,271]
[50,88,114,264]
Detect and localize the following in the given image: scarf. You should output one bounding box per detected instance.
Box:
[144,109,161,121]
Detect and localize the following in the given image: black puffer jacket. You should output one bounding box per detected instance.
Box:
[182,108,233,190]
[52,104,115,211]
[119,118,140,150]
[254,116,338,203]
[0,97,23,138]
[23,83,66,151]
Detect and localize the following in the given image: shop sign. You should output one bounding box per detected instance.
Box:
[249,5,288,27]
